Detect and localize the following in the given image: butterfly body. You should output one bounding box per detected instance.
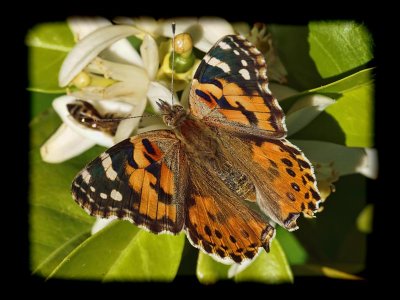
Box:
[72,35,321,264]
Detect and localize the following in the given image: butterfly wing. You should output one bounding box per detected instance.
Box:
[71,130,188,234]
[219,134,321,231]
[189,35,286,139]
[185,163,275,264]
[189,34,321,231]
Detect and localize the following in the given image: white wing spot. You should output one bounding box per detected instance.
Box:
[111,189,123,201]
[207,57,231,73]
[90,186,96,192]
[82,170,91,184]
[219,41,231,50]
[239,68,251,80]
[241,59,248,66]
[233,50,240,55]
[250,47,261,55]
[100,153,118,181]
[100,193,107,199]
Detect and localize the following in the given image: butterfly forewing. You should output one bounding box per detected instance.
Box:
[72,130,188,234]
[190,35,286,139]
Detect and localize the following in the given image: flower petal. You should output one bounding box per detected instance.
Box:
[160,17,199,37]
[87,57,148,82]
[160,18,212,53]
[131,16,161,36]
[286,94,335,136]
[85,58,149,100]
[40,123,96,163]
[198,17,234,46]
[53,95,136,147]
[146,81,180,112]
[114,96,147,143]
[291,140,378,179]
[140,35,159,80]
[69,16,143,66]
[59,25,142,87]
[269,83,298,101]
[180,80,192,109]
[91,218,117,235]
[67,16,111,41]
[137,123,169,134]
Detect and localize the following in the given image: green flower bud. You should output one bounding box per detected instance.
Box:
[170,52,195,73]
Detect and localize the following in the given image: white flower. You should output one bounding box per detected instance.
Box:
[114,16,235,52]
[41,18,175,163]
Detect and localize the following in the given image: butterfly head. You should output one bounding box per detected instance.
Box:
[157,99,187,128]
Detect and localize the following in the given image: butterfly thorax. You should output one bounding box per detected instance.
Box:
[158,100,188,128]
[158,100,218,158]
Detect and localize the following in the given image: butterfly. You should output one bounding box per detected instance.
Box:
[71,35,321,264]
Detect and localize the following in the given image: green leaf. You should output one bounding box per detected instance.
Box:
[357,204,373,234]
[276,228,308,265]
[27,23,74,93]
[292,265,362,280]
[289,69,374,147]
[33,231,91,277]
[309,21,373,78]
[30,92,61,119]
[269,25,324,91]
[30,109,100,271]
[234,240,293,284]
[196,252,230,284]
[48,221,185,281]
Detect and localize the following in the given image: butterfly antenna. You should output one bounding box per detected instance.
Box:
[170,21,176,106]
[90,114,161,123]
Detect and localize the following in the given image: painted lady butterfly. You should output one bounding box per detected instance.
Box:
[71,35,321,263]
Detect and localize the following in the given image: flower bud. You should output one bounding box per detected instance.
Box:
[71,71,91,88]
[173,33,193,58]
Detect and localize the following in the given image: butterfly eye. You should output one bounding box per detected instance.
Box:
[174,105,184,112]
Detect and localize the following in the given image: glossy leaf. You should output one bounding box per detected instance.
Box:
[357,204,373,234]
[27,23,74,93]
[48,221,185,281]
[268,25,324,91]
[289,69,374,147]
[30,110,97,271]
[309,21,373,78]
[196,252,230,284]
[276,228,308,265]
[196,239,293,284]
[234,240,293,284]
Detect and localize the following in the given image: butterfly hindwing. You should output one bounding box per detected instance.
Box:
[184,164,275,264]
[218,133,321,231]
[72,130,188,234]
[190,35,286,139]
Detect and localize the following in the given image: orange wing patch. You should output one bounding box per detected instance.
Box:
[185,169,275,263]
[72,130,187,234]
[250,138,321,230]
[191,78,284,138]
[217,134,321,231]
